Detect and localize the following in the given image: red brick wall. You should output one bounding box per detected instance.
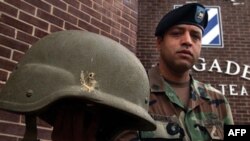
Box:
[0,0,138,140]
[137,0,250,125]
[1,0,250,140]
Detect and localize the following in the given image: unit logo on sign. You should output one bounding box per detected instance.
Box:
[202,6,223,48]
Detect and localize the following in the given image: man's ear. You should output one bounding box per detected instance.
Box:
[156,36,163,50]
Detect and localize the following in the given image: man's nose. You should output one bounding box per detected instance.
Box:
[181,32,192,46]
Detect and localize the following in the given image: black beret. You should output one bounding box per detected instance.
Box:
[155,3,208,37]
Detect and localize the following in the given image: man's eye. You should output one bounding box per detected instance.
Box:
[170,31,182,36]
[192,34,201,40]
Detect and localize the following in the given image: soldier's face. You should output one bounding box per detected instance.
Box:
[157,24,202,73]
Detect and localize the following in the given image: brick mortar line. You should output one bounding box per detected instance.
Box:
[1,3,52,34]
[0,119,23,125]
[0,80,6,84]
[0,33,30,51]
[0,119,53,131]
[0,56,18,64]
[0,132,21,140]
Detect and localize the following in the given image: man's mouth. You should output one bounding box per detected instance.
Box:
[177,50,193,57]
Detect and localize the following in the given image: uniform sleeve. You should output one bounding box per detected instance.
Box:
[224,97,234,125]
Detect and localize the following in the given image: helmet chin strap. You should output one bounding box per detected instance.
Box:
[22,115,39,141]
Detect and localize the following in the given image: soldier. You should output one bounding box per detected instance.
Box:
[0,30,156,141]
[117,2,234,141]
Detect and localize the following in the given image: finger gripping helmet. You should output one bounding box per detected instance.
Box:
[0,30,156,140]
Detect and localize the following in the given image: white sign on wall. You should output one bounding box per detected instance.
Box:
[193,57,250,96]
[202,6,223,48]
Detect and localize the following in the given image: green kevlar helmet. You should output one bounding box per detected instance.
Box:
[0,30,156,140]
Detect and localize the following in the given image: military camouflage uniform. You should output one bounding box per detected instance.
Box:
[115,65,234,141]
[141,65,234,141]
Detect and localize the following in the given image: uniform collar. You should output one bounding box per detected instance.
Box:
[148,65,211,101]
[148,65,165,93]
[191,79,212,101]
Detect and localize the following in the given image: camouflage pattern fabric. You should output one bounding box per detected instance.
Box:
[139,66,234,141]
